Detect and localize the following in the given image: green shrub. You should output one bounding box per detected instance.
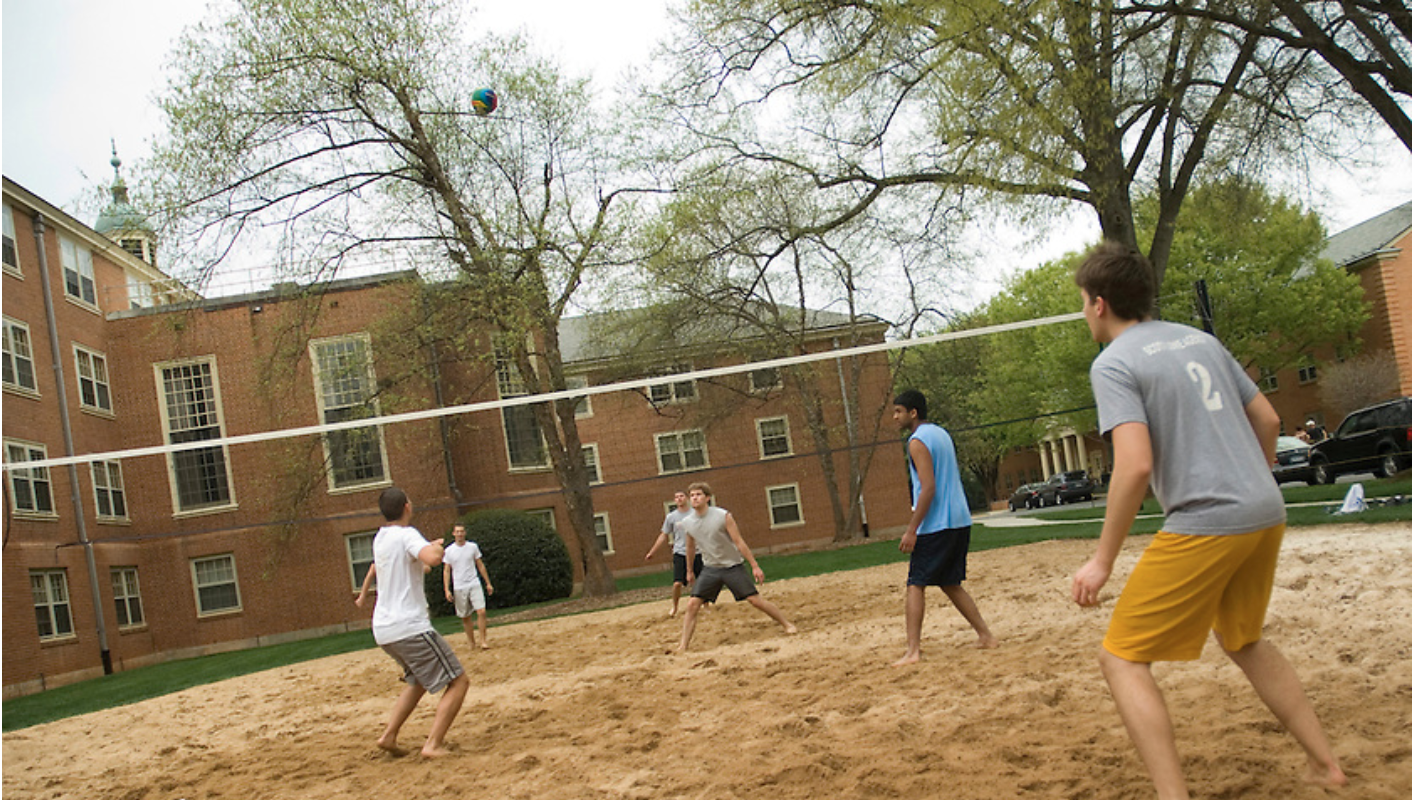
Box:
[459,508,573,609]
[423,561,456,618]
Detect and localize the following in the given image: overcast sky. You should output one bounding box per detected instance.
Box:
[2,0,1409,295]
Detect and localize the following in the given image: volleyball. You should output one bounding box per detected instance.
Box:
[472,88,498,116]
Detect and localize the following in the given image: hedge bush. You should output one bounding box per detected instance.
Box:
[451,508,574,610]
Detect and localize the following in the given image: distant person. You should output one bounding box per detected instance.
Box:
[675,482,796,652]
[891,389,998,667]
[1294,426,1311,444]
[443,523,495,650]
[1070,241,1346,795]
[644,491,700,617]
[1305,419,1327,442]
[366,488,469,759]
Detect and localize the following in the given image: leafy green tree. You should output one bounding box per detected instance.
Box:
[147,0,656,596]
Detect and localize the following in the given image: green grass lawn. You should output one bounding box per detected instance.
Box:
[5,476,1408,733]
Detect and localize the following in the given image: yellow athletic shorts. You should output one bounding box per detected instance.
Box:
[1103,523,1285,663]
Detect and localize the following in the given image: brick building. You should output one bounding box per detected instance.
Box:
[2,175,909,696]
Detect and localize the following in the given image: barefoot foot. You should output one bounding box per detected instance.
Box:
[891,652,921,667]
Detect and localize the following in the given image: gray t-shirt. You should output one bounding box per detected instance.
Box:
[1090,321,1285,536]
[663,508,692,555]
[679,506,741,568]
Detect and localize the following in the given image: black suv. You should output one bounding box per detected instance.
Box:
[1039,470,1095,506]
[1309,397,1412,484]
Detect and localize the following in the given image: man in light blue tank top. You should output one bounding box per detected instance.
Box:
[892,390,997,667]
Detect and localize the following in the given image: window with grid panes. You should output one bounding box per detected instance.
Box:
[346,532,376,591]
[648,364,697,404]
[593,513,613,553]
[191,554,241,615]
[60,234,96,306]
[92,460,128,519]
[766,484,803,527]
[582,444,602,484]
[111,567,144,627]
[6,441,55,515]
[756,416,791,458]
[656,430,707,474]
[75,346,113,412]
[3,317,37,392]
[31,571,73,639]
[494,337,549,469]
[3,204,17,271]
[312,336,387,488]
[159,360,233,511]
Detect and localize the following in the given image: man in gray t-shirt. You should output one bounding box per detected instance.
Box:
[1070,242,1346,795]
[643,491,701,617]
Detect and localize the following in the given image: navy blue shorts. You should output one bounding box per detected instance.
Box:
[673,553,705,585]
[907,526,971,587]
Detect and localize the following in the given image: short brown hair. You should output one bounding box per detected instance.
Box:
[687,481,713,498]
[1074,240,1156,322]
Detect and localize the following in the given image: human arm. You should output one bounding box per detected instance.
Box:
[724,512,765,584]
[1072,422,1152,607]
[684,536,696,584]
[899,438,934,554]
[442,549,454,600]
[645,532,668,561]
[1245,392,1281,466]
[354,563,377,608]
[418,538,446,570]
[477,557,494,596]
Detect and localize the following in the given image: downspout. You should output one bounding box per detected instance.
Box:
[31,212,112,674]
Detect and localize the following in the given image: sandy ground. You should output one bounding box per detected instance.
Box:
[4,523,1410,800]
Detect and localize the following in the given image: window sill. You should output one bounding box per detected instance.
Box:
[10,511,59,522]
[327,479,392,496]
[3,384,41,400]
[79,406,117,420]
[196,607,243,620]
[96,516,132,526]
[63,295,101,316]
[39,634,79,647]
[769,520,806,530]
[173,503,239,520]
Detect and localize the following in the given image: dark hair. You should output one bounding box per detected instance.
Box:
[1073,240,1156,322]
[893,389,928,420]
[379,487,409,522]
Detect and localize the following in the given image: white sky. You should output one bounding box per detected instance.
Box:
[2,0,1410,301]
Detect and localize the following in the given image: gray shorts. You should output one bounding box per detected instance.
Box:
[453,584,486,616]
[691,563,758,603]
[380,631,464,693]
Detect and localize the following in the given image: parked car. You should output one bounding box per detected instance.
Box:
[1038,470,1095,506]
[1309,397,1412,484]
[1007,482,1045,512]
[1272,435,1317,485]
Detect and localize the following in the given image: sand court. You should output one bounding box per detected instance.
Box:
[4,523,1409,799]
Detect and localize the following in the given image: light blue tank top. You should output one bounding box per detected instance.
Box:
[909,423,971,532]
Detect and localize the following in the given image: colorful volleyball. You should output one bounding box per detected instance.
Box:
[472,88,498,116]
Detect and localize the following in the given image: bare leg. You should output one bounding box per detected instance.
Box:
[942,585,999,648]
[892,585,926,666]
[377,682,425,755]
[475,610,489,649]
[675,597,704,652]
[460,617,476,650]
[670,582,683,617]
[421,673,469,758]
[1220,636,1347,788]
[1099,650,1190,800]
[746,594,797,634]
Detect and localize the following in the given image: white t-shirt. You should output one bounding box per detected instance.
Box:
[442,540,483,590]
[371,524,436,645]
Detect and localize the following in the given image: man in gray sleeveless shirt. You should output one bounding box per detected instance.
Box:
[1070,242,1346,796]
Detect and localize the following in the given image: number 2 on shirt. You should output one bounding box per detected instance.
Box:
[1186,362,1224,411]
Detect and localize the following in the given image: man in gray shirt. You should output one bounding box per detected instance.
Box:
[1070,241,1346,795]
[644,491,701,617]
[674,481,796,652]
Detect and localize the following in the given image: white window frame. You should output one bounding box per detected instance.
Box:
[310,334,390,492]
[156,358,236,515]
[1297,359,1319,385]
[111,566,145,629]
[648,363,697,404]
[566,374,593,419]
[750,366,782,393]
[91,459,129,521]
[582,443,602,484]
[31,570,74,640]
[5,439,57,518]
[1257,366,1278,394]
[190,554,242,616]
[527,507,556,532]
[74,344,114,414]
[756,416,793,459]
[59,233,97,308]
[494,337,550,472]
[345,532,376,592]
[3,316,39,395]
[3,204,18,274]
[766,483,804,529]
[593,512,614,554]
[655,429,709,475]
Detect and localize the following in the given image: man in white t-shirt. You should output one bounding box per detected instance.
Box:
[442,523,495,650]
[364,488,468,758]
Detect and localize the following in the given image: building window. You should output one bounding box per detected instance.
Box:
[3,317,38,393]
[1257,366,1278,394]
[311,335,388,489]
[74,346,113,413]
[191,554,241,616]
[1297,359,1319,385]
[111,567,144,628]
[60,234,97,306]
[566,374,592,418]
[582,444,602,484]
[527,508,556,531]
[495,338,549,470]
[346,532,375,591]
[756,416,792,459]
[766,484,803,528]
[91,460,128,520]
[158,359,234,513]
[3,204,17,272]
[656,430,708,474]
[5,440,55,516]
[31,570,73,640]
[649,364,697,404]
[593,512,614,554]
[750,367,781,393]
